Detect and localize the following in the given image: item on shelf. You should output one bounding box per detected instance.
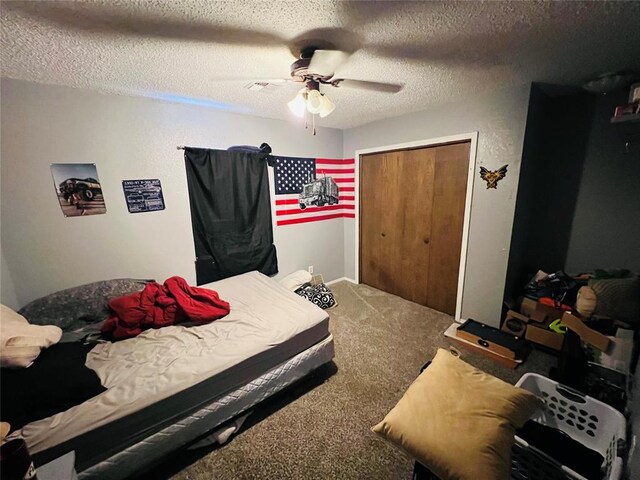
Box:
[630,82,640,103]
[613,102,639,118]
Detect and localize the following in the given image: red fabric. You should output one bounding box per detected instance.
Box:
[102,276,230,340]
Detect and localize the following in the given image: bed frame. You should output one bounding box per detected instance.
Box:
[78,334,334,479]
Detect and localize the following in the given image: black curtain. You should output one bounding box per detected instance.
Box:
[184,147,278,284]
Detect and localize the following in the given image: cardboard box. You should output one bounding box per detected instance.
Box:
[502,318,527,336]
[519,298,565,323]
[525,320,564,351]
[562,312,610,352]
[535,302,566,322]
[524,312,612,353]
[501,310,528,336]
[520,297,537,317]
[529,309,548,323]
[507,310,529,323]
[590,328,633,374]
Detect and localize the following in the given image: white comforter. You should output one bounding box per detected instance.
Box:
[14,271,328,454]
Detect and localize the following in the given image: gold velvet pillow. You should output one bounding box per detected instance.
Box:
[372,349,541,480]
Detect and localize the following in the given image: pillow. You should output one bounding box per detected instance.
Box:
[372,349,541,480]
[278,270,312,292]
[18,278,152,331]
[588,275,640,324]
[0,304,62,368]
[295,283,336,309]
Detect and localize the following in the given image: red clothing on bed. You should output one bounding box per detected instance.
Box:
[102,276,230,340]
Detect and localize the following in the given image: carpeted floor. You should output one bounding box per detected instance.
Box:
[140,281,555,480]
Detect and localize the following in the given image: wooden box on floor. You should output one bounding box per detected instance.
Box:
[444,322,529,369]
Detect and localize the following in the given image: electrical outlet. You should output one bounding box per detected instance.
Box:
[308,265,314,274]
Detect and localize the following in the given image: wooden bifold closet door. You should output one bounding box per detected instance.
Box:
[359,141,470,315]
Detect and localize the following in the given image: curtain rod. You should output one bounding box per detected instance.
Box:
[176,145,186,150]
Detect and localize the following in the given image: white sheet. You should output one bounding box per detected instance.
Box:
[13,271,328,454]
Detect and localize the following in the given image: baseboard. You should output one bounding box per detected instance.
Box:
[326,277,358,286]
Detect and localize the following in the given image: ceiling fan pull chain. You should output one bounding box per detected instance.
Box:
[313,113,317,136]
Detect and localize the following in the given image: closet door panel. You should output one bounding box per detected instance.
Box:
[360,149,436,304]
[426,142,470,315]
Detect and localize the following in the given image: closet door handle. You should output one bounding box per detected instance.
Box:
[381,232,386,237]
[423,238,430,244]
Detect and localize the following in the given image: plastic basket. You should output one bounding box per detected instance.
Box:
[511,373,626,480]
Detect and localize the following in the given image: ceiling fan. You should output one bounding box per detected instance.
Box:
[277,46,403,124]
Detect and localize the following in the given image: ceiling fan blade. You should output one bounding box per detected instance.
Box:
[334,79,403,93]
[308,50,351,77]
[4,2,286,46]
[210,77,295,83]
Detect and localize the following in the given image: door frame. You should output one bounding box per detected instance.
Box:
[354,131,479,322]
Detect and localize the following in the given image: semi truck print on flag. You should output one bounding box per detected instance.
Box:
[274,157,355,226]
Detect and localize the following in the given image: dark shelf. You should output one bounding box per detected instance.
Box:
[611,114,640,124]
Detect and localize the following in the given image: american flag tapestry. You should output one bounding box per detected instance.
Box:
[274,157,355,226]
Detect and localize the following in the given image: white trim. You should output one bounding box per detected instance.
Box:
[353,132,479,322]
[326,276,358,286]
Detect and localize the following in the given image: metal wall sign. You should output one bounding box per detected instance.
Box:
[122,179,165,213]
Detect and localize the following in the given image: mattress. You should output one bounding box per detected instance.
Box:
[80,334,335,480]
[12,271,330,470]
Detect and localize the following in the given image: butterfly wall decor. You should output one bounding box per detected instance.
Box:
[479,165,508,189]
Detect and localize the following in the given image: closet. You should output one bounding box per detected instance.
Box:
[359,141,470,315]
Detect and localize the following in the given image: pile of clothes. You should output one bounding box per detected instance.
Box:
[102,276,230,340]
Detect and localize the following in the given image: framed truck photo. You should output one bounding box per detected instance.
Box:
[50,163,107,217]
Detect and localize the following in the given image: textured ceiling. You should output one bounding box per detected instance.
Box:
[2,0,640,129]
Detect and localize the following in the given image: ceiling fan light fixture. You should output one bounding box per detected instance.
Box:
[306,89,324,114]
[319,94,335,118]
[287,89,307,117]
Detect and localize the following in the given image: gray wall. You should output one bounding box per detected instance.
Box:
[343,84,532,327]
[504,85,594,299]
[565,89,640,273]
[0,79,344,308]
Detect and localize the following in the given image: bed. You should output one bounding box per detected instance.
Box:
[9,271,335,479]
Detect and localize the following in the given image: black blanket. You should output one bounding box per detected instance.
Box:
[184,147,278,284]
[1,343,106,431]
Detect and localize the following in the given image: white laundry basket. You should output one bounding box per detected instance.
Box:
[511,373,626,480]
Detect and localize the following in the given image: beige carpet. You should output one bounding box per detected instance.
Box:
[139,281,555,480]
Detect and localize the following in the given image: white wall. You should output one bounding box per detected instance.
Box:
[0,79,344,308]
[343,84,531,327]
[1,245,19,309]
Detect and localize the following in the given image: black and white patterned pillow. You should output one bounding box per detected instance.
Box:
[294,283,336,309]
